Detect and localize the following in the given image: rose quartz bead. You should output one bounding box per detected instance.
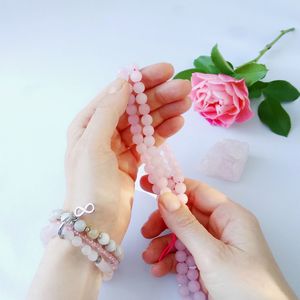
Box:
[133,82,145,93]
[144,136,155,147]
[141,114,153,125]
[144,164,154,173]
[178,193,188,204]
[186,255,196,267]
[175,250,187,262]
[130,124,142,134]
[188,280,201,293]
[126,104,137,115]
[136,143,147,154]
[136,93,147,104]
[128,115,139,125]
[187,269,199,281]
[179,285,190,297]
[175,239,186,251]
[139,104,150,115]
[175,182,187,194]
[193,291,206,300]
[174,175,184,183]
[143,125,154,136]
[176,274,188,285]
[130,70,142,82]
[128,94,136,104]
[157,177,168,189]
[176,262,188,274]
[152,184,160,195]
[148,174,157,184]
[141,154,150,165]
[132,134,143,145]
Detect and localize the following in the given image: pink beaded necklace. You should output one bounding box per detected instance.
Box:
[119,66,207,300]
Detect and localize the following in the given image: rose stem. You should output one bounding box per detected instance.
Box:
[237,27,295,68]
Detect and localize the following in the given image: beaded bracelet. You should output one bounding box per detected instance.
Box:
[118,66,207,300]
[41,203,123,281]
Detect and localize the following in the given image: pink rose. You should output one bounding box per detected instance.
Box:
[190,73,254,128]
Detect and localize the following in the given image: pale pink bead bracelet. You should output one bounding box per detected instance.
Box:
[41,203,123,280]
[119,65,207,300]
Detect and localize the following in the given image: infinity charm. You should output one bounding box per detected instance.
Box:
[74,203,95,217]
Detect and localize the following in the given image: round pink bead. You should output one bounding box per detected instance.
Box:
[188,280,201,293]
[178,193,188,204]
[130,124,142,134]
[139,104,150,115]
[186,255,196,267]
[132,134,143,145]
[143,125,154,136]
[193,291,206,300]
[175,239,186,251]
[157,177,168,189]
[136,143,147,154]
[141,114,153,125]
[136,93,147,104]
[130,70,142,82]
[179,285,190,297]
[144,163,154,173]
[141,153,150,164]
[128,114,139,125]
[187,269,199,281]
[148,174,156,184]
[175,250,187,262]
[176,274,188,285]
[144,136,155,147]
[176,262,188,274]
[152,184,160,195]
[174,175,184,183]
[126,105,137,115]
[133,82,145,93]
[128,94,136,104]
[175,182,187,194]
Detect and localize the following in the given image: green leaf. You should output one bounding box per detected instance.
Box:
[262,80,300,102]
[234,63,268,87]
[248,81,269,99]
[258,98,291,137]
[173,68,200,80]
[211,44,234,75]
[193,56,220,74]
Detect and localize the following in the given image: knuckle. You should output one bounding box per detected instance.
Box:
[176,212,198,230]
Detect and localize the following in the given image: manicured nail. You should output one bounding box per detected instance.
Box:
[107,78,126,94]
[159,193,181,212]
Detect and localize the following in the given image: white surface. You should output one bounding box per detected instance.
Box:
[0,0,300,299]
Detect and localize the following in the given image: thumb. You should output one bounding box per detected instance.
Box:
[84,78,131,149]
[158,193,221,266]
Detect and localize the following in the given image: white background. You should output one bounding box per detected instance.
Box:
[0,0,299,299]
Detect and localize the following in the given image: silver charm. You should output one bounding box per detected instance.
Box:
[74,203,95,217]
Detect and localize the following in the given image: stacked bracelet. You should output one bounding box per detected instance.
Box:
[41,203,123,281]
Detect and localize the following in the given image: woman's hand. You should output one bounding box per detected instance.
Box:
[64,63,191,243]
[28,63,192,300]
[141,177,297,300]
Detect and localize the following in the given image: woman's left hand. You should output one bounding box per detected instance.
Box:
[64,63,191,243]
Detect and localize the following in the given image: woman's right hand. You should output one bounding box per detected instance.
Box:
[140,177,297,300]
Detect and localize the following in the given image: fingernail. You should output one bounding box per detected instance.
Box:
[107,78,126,94]
[159,193,181,212]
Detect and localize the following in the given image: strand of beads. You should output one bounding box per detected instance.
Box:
[119,65,207,300]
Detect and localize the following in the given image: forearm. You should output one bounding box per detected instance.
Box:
[27,237,102,300]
